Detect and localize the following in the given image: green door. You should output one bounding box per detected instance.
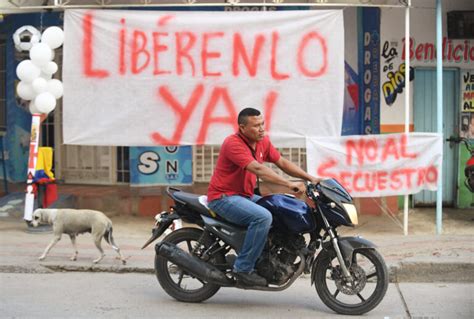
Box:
[413,68,459,206]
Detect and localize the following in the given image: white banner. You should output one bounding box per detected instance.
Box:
[306,133,443,197]
[63,9,344,146]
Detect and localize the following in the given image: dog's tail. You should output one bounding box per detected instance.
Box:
[105,225,127,265]
[104,226,120,251]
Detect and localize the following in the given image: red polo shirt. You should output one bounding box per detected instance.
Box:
[207,133,281,202]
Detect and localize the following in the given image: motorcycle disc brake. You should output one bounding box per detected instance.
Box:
[334,264,367,295]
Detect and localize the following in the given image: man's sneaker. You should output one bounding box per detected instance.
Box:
[233,271,267,286]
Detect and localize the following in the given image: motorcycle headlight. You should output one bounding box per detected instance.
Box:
[342,203,358,225]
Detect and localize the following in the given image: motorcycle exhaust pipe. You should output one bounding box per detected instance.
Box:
[156,241,233,287]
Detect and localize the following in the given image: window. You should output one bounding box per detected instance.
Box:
[448,11,474,39]
[193,145,221,182]
[116,146,129,183]
[0,35,6,134]
[193,145,307,182]
[41,114,55,147]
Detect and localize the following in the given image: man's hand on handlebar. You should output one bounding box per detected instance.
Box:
[309,177,322,184]
[288,181,306,194]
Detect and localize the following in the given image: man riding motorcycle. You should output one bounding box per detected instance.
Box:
[207,107,320,287]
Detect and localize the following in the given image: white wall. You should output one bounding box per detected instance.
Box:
[380,0,474,128]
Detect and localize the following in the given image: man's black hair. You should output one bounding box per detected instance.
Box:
[238,108,261,125]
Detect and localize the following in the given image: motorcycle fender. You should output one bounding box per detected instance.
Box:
[310,236,377,285]
[141,214,180,249]
[338,236,377,266]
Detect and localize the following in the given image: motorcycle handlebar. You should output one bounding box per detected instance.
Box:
[446,137,473,153]
[446,137,464,143]
[305,181,320,199]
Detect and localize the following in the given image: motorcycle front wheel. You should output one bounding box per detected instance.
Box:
[314,248,389,315]
[155,227,223,303]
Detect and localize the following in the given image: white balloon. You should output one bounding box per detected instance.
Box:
[32,77,48,94]
[16,81,36,100]
[30,43,53,67]
[41,61,58,75]
[39,72,53,80]
[41,26,64,49]
[29,100,41,114]
[35,92,56,113]
[16,60,41,83]
[46,79,64,99]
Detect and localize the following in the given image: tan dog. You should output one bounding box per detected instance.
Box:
[32,208,126,265]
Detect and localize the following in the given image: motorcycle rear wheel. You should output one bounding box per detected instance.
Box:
[155,228,223,303]
[314,248,388,315]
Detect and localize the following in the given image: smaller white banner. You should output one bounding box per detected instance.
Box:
[306,133,443,197]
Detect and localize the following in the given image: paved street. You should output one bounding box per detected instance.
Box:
[1,206,473,318]
[1,272,472,319]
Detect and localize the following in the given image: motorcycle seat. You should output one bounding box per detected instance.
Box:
[198,195,246,229]
[171,190,244,227]
[171,188,242,228]
[172,191,218,218]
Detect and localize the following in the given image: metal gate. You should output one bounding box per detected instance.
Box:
[54,104,117,185]
[413,68,459,206]
[193,145,307,182]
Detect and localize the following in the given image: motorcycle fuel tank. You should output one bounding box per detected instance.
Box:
[257,194,316,233]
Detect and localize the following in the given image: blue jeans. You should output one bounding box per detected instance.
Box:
[208,195,272,273]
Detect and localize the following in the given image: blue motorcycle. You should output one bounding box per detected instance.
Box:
[143,179,388,315]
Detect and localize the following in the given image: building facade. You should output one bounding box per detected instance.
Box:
[0,1,472,209]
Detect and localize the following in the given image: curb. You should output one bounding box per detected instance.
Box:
[43,264,155,274]
[0,265,54,274]
[2,262,473,283]
[390,262,474,283]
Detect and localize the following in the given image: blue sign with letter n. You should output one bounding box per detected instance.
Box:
[130,146,192,186]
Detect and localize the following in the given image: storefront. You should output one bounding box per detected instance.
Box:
[379,0,473,208]
[0,1,472,209]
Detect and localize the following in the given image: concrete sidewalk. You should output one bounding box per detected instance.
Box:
[0,207,473,282]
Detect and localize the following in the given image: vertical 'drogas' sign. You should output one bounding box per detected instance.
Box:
[359,8,380,135]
